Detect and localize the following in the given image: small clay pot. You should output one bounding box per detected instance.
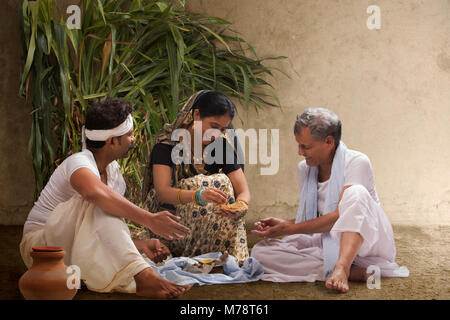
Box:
[19,246,78,300]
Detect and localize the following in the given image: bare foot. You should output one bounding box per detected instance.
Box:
[134,267,191,299]
[325,264,350,293]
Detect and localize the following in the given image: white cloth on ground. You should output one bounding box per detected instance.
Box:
[142,252,264,286]
[251,148,409,282]
[23,149,125,236]
[20,194,150,293]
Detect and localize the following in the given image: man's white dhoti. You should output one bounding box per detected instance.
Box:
[20,195,150,293]
[251,185,409,282]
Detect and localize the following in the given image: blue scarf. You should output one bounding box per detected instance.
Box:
[295,141,347,280]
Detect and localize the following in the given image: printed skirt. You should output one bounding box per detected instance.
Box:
[143,173,249,265]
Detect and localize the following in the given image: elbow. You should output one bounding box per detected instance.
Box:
[81,186,109,204]
[81,190,99,203]
[154,188,167,203]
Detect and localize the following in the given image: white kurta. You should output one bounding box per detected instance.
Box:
[251,149,409,282]
[20,150,150,293]
[23,149,126,236]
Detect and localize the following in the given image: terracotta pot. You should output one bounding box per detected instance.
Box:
[19,246,78,300]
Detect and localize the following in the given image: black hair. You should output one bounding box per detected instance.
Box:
[192,90,235,120]
[85,98,133,149]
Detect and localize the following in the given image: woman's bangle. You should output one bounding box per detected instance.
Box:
[192,190,199,206]
[237,199,249,207]
[177,189,183,205]
[196,189,207,207]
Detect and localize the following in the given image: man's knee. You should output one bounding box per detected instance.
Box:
[340,184,372,205]
[250,241,269,260]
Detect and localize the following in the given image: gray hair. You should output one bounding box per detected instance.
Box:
[294,108,342,149]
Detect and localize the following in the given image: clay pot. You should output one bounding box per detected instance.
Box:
[18,246,78,300]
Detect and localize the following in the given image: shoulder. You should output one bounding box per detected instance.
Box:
[151,143,175,166]
[345,149,371,167]
[62,150,96,167]
[151,143,174,157]
[153,143,173,152]
[61,150,99,177]
[344,148,374,176]
[151,143,174,158]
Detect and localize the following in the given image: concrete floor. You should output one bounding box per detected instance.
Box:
[1,224,449,300]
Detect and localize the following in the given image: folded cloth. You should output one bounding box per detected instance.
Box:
[296,141,347,280]
[142,252,264,286]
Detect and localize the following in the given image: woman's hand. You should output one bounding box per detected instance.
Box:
[215,201,248,220]
[215,208,244,220]
[201,188,228,205]
[144,211,190,240]
[134,239,171,263]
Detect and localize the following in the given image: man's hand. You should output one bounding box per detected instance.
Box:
[251,217,293,238]
[144,211,190,241]
[254,217,285,232]
[134,239,171,264]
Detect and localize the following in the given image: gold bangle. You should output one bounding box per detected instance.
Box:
[177,189,183,205]
[192,190,199,206]
[237,199,249,207]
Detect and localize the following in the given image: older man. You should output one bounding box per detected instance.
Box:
[20,99,191,298]
[251,108,409,293]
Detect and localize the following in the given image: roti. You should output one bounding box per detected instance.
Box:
[220,201,247,212]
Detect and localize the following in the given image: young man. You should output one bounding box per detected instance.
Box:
[20,99,191,298]
[251,108,409,293]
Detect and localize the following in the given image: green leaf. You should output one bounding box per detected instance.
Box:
[96,0,107,25]
[19,0,286,200]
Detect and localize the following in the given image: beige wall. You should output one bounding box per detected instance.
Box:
[187,0,450,225]
[0,0,36,225]
[1,0,449,226]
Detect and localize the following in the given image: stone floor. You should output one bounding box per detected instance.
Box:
[1,224,449,300]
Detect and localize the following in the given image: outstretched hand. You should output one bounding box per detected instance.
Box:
[251,217,292,238]
[145,211,190,241]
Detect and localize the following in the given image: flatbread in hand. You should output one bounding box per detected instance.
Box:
[220,202,247,212]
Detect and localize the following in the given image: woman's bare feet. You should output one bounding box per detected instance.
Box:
[134,267,191,299]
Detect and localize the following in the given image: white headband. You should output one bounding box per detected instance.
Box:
[82,114,133,149]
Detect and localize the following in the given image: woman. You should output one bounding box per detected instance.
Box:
[141,90,250,265]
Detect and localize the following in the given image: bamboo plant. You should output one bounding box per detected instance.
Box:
[18,0,285,204]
